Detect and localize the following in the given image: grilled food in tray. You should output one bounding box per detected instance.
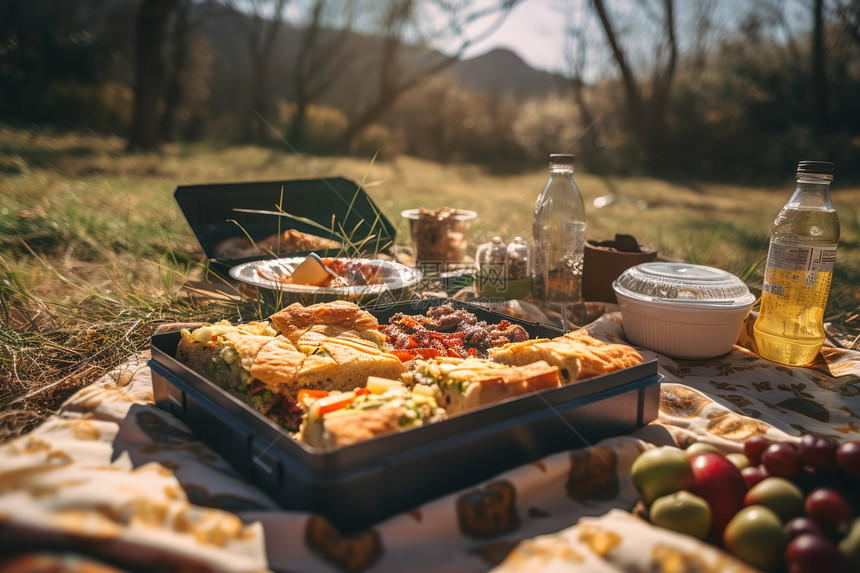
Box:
[298,377,447,450]
[175,300,644,450]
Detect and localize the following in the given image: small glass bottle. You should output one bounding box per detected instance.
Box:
[753,160,839,366]
[478,236,507,283]
[506,236,531,280]
[532,154,586,318]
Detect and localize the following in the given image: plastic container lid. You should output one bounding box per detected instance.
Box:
[613,262,755,308]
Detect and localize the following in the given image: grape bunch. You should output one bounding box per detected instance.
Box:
[630,435,860,572]
[739,434,860,572]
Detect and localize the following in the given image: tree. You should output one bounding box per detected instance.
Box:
[159,0,192,141]
[127,0,180,151]
[332,0,520,153]
[287,0,356,149]
[223,0,289,142]
[591,0,678,173]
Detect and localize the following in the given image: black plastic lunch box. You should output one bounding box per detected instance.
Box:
[174,177,397,272]
[150,298,661,533]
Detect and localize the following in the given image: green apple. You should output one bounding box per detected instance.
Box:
[631,446,695,506]
[744,476,804,522]
[685,442,722,458]
[726,452,750,470]
[840,517,860,569]
[723,505,786,572]
[649,490,712,540]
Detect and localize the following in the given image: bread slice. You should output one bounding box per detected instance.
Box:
[290,324,385,354]
[411,357,560,415]
[489,329,644,383]
[487,338,583,383]
[270,300,385,346]
[309,338,406,390]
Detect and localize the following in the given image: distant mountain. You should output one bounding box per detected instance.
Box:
[448,48,572,100]
[197,7,572,112]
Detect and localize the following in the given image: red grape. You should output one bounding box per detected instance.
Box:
[762,442,802,479]
[836,441,860,477]
[805,487,855,535]
[786,534,853,573]
[784,517,823,541]
[799,433,838,471]
[741,464,769,489]
[744,435,772,466]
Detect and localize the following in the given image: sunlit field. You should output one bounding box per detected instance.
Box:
[2,125,859,441]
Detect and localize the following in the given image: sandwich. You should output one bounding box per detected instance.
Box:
[270,300,405,387]
[298,377,447,450]
[488,329,644,383]
[176,303,407,429]
[410,357,561,415]
[176,320,307,428]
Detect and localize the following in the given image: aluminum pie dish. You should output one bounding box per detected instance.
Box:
[612,262,756,359]
[229,257,423,305]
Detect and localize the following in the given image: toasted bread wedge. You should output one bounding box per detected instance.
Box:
[271,301,383,339]
[412,357,560,415]
[489,329,644,383]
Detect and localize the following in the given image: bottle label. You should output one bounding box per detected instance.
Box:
[764,243,836,273]
[762,244,836,296]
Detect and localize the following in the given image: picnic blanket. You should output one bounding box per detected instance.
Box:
[1,310,858,573]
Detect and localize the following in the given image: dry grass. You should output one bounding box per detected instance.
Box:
[2,125,859,442]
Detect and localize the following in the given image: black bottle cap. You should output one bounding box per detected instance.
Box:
[549,153,576,165]
[797,161,835,175]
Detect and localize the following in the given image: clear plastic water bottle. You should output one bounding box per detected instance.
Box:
[532,153,586,319]
[753,160,839,366]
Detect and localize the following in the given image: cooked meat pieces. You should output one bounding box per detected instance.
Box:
[381,304,528,358]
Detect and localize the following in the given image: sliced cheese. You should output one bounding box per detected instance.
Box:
[288,254,332,286]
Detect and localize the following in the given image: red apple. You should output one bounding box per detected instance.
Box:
[689,452,749,539]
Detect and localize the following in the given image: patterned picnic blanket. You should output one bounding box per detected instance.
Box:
[1,310,858,573]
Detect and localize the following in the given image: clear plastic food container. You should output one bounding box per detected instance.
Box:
[612,262,756,359]
[401,208,477,266]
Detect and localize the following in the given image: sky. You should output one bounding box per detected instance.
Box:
[456,0,575,75]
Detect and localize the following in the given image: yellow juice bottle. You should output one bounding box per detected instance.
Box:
[753,161,839,366]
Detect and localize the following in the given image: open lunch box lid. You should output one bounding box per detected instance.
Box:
[149,298,662,533]
[173,177,397,269]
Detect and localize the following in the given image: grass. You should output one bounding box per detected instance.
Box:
[2,123,859,442]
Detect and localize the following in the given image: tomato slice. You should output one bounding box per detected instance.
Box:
[415,347,442,359]
[297,389,329,402]
[390,349,418,362]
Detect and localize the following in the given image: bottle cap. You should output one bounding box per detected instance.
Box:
[549,153,576,165]
[797,161,835,175]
